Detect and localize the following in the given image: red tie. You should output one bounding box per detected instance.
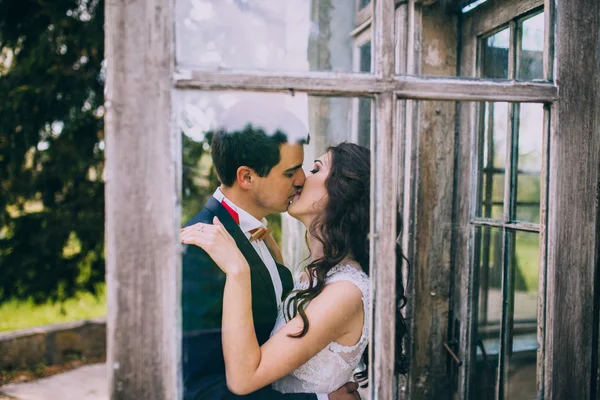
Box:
[220,200,269,242]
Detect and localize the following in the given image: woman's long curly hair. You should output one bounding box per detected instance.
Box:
[284,142,409,383]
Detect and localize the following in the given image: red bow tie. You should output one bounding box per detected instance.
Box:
[221,200,271,242]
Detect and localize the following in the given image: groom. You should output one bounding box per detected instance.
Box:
[182,104,361,400]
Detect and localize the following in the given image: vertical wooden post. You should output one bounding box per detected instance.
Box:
[545,0,600,398]
[371,92,398,400]
[105,0,179,399]
[370,1,398,399]
[404,4,458,399]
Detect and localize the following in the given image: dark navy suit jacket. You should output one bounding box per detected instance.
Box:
[182,197,318,400]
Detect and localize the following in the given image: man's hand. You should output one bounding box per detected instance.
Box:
[328,382,361,400]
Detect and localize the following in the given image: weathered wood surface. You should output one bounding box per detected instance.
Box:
[370,92,399,400]
[404,3,458,399]
[535,104,551,397]
[175,69,558,102]
[544,0,600,398]
[370,1,399,399]
[396,77,557,102]
[374,0,396,79]
[104,0,179,399]
[466,0,543,37]
[396,4,413,397]
[537,2,552,397]
[453,11,479,400]
[542,0,554,81]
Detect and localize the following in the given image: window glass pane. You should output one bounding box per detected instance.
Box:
[176,0,366,73]
[515,103,543,224]
[404,3,550,81]
[482,28,510,79]
[177,91,373,397]
[359,41,372,73]
[506,230,539,399]
[475,228,540,399]
[474,225,503,399]
[517,12,544,81]
[354,41,372,148]
[178,91,309,223]
[513,232,539,322]
[178,91,371,221]
[357,99,372,148]
[481,172,504,220]
[479,102,508,219]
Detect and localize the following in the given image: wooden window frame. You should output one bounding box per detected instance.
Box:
[454,1,551,399]
[104,0,600,399]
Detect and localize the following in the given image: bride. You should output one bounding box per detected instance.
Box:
[181,142,407,396]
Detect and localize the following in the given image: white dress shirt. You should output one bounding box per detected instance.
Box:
[213,189,329,400]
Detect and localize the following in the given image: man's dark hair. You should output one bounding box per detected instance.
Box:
[210,124,309,187]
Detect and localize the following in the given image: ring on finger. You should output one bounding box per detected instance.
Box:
[197,225,204,232]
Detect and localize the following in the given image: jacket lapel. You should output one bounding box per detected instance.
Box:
[276,263,294,300]
[205,197,278,313]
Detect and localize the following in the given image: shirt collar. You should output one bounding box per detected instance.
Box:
[212,188,267,233]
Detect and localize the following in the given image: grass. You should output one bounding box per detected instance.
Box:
[0,285,106,333]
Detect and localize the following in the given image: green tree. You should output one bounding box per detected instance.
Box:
[0,1,271,304]
[0,0,106,303]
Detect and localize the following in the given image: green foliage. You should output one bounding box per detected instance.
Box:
[0,283,106,332]
[266,214,282,246]
[0,0,106,303]
[0,1,233,306]
[182,132,218,223]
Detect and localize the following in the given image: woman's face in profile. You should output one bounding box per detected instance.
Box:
[287,152,331,222]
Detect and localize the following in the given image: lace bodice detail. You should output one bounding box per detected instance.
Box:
[271,264,370,394]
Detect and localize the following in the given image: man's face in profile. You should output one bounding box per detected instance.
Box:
[251,143,306,216]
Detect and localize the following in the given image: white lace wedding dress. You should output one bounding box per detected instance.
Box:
[271,264,370,394]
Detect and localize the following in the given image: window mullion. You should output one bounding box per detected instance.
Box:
[370,92,399,400]
[536,104,552,397]
[374,0,395,78]
[543,0,555,80]
[174,69,559,102]
[508,20,517,81]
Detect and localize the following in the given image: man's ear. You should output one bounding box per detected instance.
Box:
[236,166,254,189]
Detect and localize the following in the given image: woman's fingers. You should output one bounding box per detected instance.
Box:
[181,226,226,251]
[181,231,208,247]
[181,222,212,234]
[180,220,236,250]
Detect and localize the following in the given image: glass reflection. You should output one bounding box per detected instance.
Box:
[482,28,510,79]
[515,103,543,223]
[356,41,372,148]
[176,0,362,73]
[475,227,540,399]
[480,102,508,219]
[518,13,545,81]
[506,231,539,399]
[178,91,374,398]
[474,226,503,399]
[178,90,372,269]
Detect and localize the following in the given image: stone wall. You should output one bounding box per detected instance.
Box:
[0,318,106,370]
